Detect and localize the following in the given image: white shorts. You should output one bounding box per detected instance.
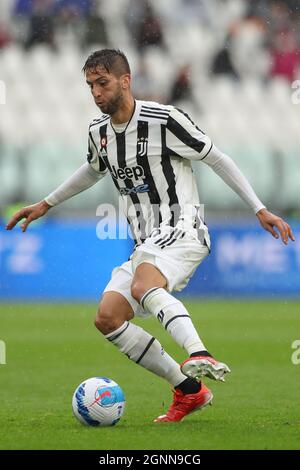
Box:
[103,228,210,318]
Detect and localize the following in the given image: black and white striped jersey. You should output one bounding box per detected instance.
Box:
[87,100,212,246]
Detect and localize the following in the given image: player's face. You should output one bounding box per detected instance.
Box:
[85,67,125,116]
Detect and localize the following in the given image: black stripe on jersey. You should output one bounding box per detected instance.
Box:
[167,115,206,155]
[158,228,181,249]
[136,120,162,227]
[91,114,109,124]
[96,125,108,173]
[98,128,137,243]
[140,112,169,118]
[140,108,169,114]
[98,124,119,189]
[176,108,206,134]
[154,230,172,247]
[87,147,92,163]
[87,131,97,163]
[156,231,176,248]
[161,124,180,227]
[141,105,169,114]
[88,131,106,172]
[89,115,110,129]
[141,109,169,117]
[161,230,185,249]
[88,131,97,153]
[116,131,147,243]
[140,113,169,120]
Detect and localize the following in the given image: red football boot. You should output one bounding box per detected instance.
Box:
[154,383,213,423]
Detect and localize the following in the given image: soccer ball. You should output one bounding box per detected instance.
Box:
[72,377,126,426]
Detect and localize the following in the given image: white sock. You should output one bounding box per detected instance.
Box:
[141,288,207,355]
[105,321,186,386]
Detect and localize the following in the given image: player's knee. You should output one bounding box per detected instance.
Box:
[130,281,145,303]
[94,308,119,335]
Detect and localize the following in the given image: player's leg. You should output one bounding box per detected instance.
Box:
[131,262,208,355]
[95,291,212,422]
[95,291,133,334]
[95,290,195,387]
[131,262,230,382]
[96,291,186,384]
[96,263,213,422]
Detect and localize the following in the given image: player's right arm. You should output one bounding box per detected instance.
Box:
[6,199,52,232]
[6,163,106,232]
[6,129,107,232]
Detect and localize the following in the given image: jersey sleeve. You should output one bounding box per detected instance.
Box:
[44,162,105,207]
[165,108,213,160]
[202,144,266,214]
[87,129,108,174]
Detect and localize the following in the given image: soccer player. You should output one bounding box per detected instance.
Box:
[6,49,295,422]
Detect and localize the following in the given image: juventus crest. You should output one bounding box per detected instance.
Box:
[137,137,148,157]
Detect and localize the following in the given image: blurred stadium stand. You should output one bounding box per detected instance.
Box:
[0,0,299,216]
[1,0,300,301]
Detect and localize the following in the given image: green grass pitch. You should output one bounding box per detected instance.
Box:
[0,301,299,450]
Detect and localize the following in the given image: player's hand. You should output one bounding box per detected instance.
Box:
[5,200,51,232]
[256,208,295,245]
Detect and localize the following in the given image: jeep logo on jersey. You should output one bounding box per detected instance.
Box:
[111,165,145,181]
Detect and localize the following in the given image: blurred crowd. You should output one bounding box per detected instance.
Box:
[0,0,108,51]
[1,0,299,212]
[0,0,299,102]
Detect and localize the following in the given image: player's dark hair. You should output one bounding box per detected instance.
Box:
[82,49,131,77]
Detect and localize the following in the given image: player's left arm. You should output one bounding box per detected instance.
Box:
[202,145,295,245]
[255,208,294,245]
[166,108,295,245]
